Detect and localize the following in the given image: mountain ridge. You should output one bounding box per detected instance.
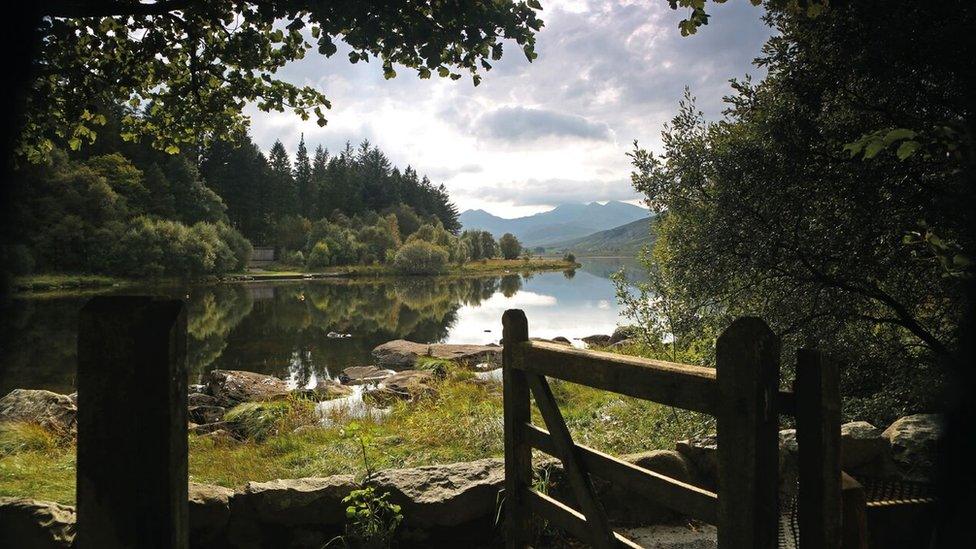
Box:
[544,216,655,256]
[459,201,648,246]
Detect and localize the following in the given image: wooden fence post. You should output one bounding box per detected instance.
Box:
[716,317,780,549]
[503,309,532,548]
[76,296,188,549]
[796,349,842,549]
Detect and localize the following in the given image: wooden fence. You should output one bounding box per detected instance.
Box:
[501,309,843,549]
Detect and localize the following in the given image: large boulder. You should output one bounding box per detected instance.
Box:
[203,370,289,407]
[602,450,695,525]
[371,458,505,536]
[0,389,77,435]
[582,334,612,346]
[0,497,75,548]
[371,340,501,369]
[365,370,437,406]
[609,325,640,344]
[232,475,358,527]
[189,482,234,546]
[841,421,888,470]
[675,434,718,489]
[339,365,396,385]
[882,414,943,482]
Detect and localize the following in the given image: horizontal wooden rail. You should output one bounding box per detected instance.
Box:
[515,340,718,414]
[524,424,719,524]
[524,489,641,549]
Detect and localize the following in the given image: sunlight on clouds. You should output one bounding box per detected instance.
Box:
[246,0,771,217]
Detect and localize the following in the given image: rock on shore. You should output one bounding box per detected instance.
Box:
[0,389,77,435]
[372,340,501,369]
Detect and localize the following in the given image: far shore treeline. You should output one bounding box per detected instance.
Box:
[6,109,523,278]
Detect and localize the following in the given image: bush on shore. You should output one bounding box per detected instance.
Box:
[392,240,449,275]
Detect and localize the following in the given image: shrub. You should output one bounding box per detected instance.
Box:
[307,241,331,269]
[563,253,576,263]
[281,249,306,266]
[341,486,403,546]
[499,233,521,260]
[392,240,449,275]
[217,223,253,271]
[110,217,248,277]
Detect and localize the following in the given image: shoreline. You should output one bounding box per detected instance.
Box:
[11,259,579,296]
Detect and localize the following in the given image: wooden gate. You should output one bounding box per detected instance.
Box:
[501,309,842,548]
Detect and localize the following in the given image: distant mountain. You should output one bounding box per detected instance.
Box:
[545,216,656,256]
[459,201,649,246]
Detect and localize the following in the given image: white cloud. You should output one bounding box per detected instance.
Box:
[247,0,772,217]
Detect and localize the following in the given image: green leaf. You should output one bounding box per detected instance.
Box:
[883,128,916,146]
[164,144,181,155]
[527,0,543,9]
[863,140,884,159]
[896,140,920,160]
[843,141,865,157]
[68,137,82,151]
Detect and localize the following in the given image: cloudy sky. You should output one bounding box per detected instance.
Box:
[248,0,773,218]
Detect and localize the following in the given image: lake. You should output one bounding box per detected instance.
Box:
[0,259,643,395]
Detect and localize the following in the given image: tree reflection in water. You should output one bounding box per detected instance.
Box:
[0,276,518,394]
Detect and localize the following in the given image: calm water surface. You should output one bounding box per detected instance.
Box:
[0,259,643,395]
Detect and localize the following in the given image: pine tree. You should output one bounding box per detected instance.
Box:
[311,145,330,219]
[294,134,314,218]
[267,140,297,219]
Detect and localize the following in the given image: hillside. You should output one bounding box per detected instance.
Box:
[459,201,648,246]
[544,216,655,256]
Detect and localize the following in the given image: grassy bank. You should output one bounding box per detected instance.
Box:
[0,363,710,505]
[251,258,578,278]
[11,259,578,295]
[11,274,135,295]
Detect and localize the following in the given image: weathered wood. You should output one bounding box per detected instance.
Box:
[519,340,718,414]
[796,349,842,549]
[840,473,868,549]
[76,297,188,549]
[502,309,532,548]
[523,423,719,523]
[715,317,780,549]
[527,373,617,548]
[524,489,642,549]
[777,390,797,416]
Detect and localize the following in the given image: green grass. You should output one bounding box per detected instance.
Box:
[0,361,710,505]
[12,273,133,294]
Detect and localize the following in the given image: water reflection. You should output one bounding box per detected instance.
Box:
[0,260,630,395]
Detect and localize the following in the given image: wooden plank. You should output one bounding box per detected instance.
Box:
[796,349,842,549]
[841,473,868,549]
[524,489,642,549]
[518,340,718,414]
[76,297,188,549]
[777,390,797,416]
[502,309,533,549]
[523,423,719,524]
[715,317,780,549]
[527,373,617,549]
